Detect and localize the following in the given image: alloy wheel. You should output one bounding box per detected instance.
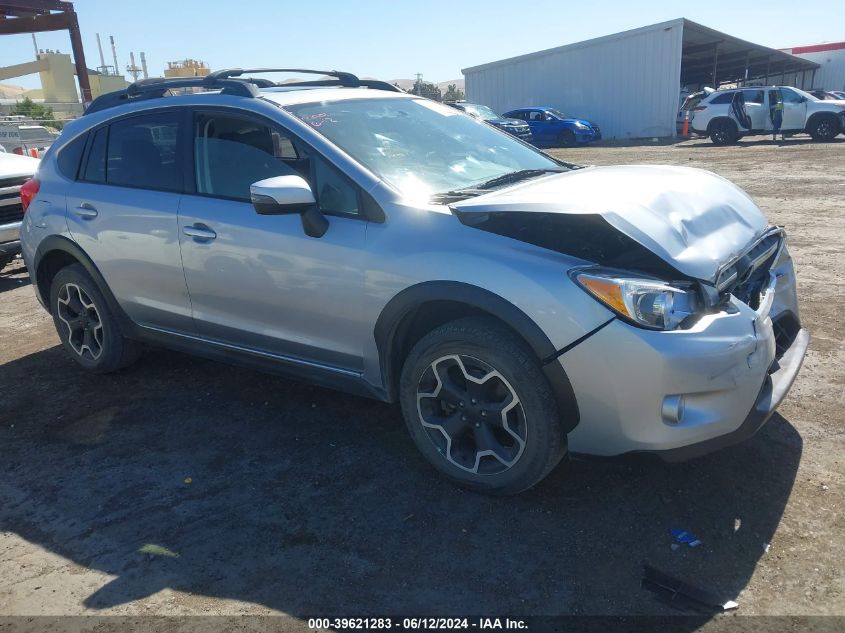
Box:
[416,354,526,475]
[816,120,833,138]
[57,283,104,361]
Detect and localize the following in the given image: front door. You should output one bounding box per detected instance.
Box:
[526,110,554,145]
[177,109,367,371]
[780,88,808,131]
[65,109,193,332]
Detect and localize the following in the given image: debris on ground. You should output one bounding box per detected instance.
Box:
[642,564,738,613]
[671,528,702,547]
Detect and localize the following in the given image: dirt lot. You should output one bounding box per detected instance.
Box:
[0,137,843,627]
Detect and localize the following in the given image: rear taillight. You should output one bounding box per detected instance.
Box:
[20,178,40,213]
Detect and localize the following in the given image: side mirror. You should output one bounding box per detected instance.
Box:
[250,175,328,238]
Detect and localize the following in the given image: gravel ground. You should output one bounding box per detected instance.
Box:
[0,137,842,629]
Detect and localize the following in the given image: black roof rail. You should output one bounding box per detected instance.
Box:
[85,68,403,115]
[207,68,403,92]
[85,76,258,115]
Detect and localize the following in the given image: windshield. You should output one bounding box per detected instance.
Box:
[548,109,568,119]
[286,98,564,200]
[461,104,499,120]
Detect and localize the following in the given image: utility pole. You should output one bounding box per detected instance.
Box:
[126,52,142,81]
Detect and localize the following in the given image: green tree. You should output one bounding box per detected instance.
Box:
[410,78,442,101]
[10,97,64,131]
[442,84,465,102]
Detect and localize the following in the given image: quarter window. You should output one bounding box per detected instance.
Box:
[106,112,182,191]
[58,133,87,180]
[709,92,735,105]
[313,156,358,216]
[82,127,107,183]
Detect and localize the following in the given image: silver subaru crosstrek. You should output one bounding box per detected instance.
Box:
[20,69,808,494]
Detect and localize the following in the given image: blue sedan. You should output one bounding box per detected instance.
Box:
[503,107,601,147]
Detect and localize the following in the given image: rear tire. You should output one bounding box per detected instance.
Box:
[559,130,576,147]
[709,119,738,145]
[808,115,839,142]
[49,264,141,373]
[399,317,568,495]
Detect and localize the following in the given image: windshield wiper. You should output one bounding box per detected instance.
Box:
[475,168,565,190]
[430,168,567,204]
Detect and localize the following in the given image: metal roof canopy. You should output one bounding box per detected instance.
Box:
[681,19,818,88]
[0,0,92,102]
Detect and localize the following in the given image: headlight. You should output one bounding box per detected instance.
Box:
[573,270,700,330]
[573,121,590,129]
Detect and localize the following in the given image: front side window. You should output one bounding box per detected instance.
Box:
[781,88,804,104]
[105,112,182,191]
[192,112,359,216]
[286,98,564,200]
[528,111,546,121]
[193,113,302,200]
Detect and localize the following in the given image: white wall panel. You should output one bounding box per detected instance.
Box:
[464,20,685,139]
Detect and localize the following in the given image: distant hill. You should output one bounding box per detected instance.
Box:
[0,83,27,99]
[389,78,465,92]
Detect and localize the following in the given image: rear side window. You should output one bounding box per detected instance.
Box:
[709,92,735,105]
[742,90,764,104]
[106,112,182,191]
[57,133,87,180]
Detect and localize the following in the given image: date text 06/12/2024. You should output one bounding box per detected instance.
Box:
[307,618,528,630]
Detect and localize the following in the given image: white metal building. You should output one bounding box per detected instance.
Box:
[463,18,818,139]
[781,42,845,92]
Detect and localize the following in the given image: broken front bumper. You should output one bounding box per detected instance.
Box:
[559,245,807,458]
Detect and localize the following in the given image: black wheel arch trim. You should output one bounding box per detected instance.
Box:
[374,280,582,432]
[707,117,737,133]
[33,235,136,334]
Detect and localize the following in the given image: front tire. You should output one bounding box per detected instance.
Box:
[559,130,576,147]
[50,264,141,373]
[808,115,840,142]
[709,119,738,145]
[399,317,567,495]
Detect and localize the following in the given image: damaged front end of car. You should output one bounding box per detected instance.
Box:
[449,165,808,458]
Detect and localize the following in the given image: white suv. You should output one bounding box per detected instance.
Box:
[690,86,845,144]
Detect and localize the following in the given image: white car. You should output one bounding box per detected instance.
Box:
[0,151,39,269]
[690,86,845,144]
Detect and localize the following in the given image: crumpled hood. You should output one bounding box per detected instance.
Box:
[452,165,768,283]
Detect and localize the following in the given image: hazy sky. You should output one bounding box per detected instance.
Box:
[0,0,839,89]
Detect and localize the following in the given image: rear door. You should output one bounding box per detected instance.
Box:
[65,109,193,332]
[177,108,367,370]
[740,89,767,131]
